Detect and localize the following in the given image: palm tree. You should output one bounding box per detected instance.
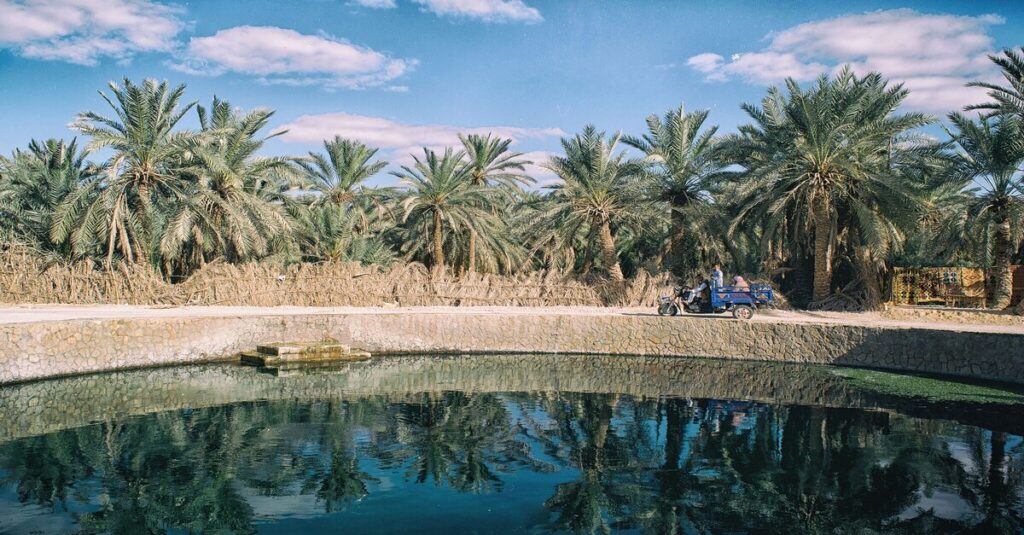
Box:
[0,139,97,257]
[57,78,197,266]
[532,126,658,281]
[727,70,932,305]
[943,113,1024,309]
[158,98,294,272]
[291,200,396,265]
[297,136,390,211]
[623,104,727,276]
[512,190,576,271]
[458,133,533,273]
[968,47,1024,118]
[393,148,495,271]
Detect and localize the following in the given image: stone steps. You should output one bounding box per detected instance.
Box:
[239,340,372,373]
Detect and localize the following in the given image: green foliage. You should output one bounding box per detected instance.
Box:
[459,133,533,273]
[297,136,391,208]
[938,114,1024,265]
[58,78,199,265]
[528,126,662,281]
[725,69,936,304]
[969,46,1024,119]
[159,98,295,274]
[939,114,1024,307]
[393,148,512,271]
[1,72,1023,306]
[624,104,729,276]
[291,201,396,265]
[0,138,97,258]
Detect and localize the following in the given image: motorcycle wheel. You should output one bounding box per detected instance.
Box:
[732,305,755,320]
[657,303,679,316]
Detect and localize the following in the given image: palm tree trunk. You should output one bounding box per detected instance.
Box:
[668,204,686,276]
[579,249,592,279]
[432,210,445,272]
[852,230,883,311]
[854,247,884,311]
[104,196,124,269]
[986,431,1007,509]
[105,221,118,270]
[990,217,1013,309]
[812,206,833,303]
[597,220,624,282]
[663,399,684,471]
[118,221,133,264]
[467,230,477,273]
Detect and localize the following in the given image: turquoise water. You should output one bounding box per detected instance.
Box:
[0,358,1022,534]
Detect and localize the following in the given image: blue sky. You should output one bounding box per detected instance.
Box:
[1,0,1023,184]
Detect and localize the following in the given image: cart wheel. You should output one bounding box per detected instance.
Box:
[658,303,679,316]
[732,305,754,320]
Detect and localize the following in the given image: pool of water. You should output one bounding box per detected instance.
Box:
[0,355,1022,534]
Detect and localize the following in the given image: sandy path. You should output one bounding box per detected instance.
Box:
[0,304,1021,335]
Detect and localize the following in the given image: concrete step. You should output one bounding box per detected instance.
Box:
[240,340,371,368]
[239,351,266,366]
[255,341,350,356]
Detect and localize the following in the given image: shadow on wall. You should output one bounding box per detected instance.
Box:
[829,326,1022,384]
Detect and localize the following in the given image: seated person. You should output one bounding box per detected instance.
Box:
[732,275,750,291]
[684,278,708,304]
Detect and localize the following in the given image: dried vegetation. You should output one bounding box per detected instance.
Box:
[0,245,669,307]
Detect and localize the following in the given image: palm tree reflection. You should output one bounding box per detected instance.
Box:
[0,392,1020,534]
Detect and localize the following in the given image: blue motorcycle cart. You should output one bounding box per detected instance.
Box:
[657,282,775,320]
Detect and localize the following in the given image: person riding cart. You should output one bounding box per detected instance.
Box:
[684,264,723,305]
[659,269,774,320]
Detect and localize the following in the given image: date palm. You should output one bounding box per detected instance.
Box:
[532,126,657,281]
[623,104,726,276]
[58,78,197,266]
[459,133,533,273]
[968,47,1024,118]
[297,136,390,211]
[291,201,396,265]
[393,148,495,271]
[0,139,97,258]
[943,113,1024,309]
[728,70,932,304]
[159,98,294,271]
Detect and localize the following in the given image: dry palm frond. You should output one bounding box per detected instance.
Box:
[0,243,671,307]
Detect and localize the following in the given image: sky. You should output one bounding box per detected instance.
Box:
[1,0,1023,185]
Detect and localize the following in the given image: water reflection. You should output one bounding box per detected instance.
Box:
[1,390,1021,534]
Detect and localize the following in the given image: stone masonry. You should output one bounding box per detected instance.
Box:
[0,311,1022,385]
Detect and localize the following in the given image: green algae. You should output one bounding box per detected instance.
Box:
[832,366,1024,405]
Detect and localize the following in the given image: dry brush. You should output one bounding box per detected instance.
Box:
[0,245,669,307]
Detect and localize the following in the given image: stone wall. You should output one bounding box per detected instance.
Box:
[0,356,865,441]
[3,356,1021,443]
[0,311,1022,385]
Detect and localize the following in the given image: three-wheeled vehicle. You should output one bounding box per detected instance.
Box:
[657,281,774,320]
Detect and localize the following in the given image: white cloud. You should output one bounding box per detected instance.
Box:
[171,26,415,90]
[278,112,563,177]
[352,0,396,7]
[412,0,541,23]
[280,111,562,147]
[0,0,183,65]
[686,53,722,72]
[686,9,1004,112]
